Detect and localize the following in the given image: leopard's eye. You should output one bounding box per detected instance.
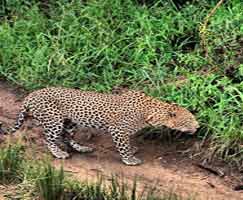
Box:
[169,112,176,117]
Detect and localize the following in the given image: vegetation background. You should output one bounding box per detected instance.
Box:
[1,0,242,162]
[0,0,242,199]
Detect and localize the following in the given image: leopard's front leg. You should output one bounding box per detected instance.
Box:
[108,126,142,166]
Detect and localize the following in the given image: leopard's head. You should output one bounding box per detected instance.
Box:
[145,100,199,134]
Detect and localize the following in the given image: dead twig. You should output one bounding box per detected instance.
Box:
[199,0,224,58]
[194,162,225,177]
[206,182,215,188]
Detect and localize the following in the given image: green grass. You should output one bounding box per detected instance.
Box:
[0,0,242,162]
[0,144,24,184]
[36,163,65,200]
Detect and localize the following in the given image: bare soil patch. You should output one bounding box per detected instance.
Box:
[0,80,242,200]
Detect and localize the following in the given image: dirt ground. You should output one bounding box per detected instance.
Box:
[0,80,243,200]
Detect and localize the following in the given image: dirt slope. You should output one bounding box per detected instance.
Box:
[0,81,242,200]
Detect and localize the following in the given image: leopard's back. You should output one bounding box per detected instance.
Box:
[22,87,144,130]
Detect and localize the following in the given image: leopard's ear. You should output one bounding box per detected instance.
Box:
[133,90,146,97]
[169,102,179,111]
[171,102,179,107]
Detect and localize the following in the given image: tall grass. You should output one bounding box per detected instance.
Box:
[0,0,210,90]
[36,163,65,200]
[0,144,24,184]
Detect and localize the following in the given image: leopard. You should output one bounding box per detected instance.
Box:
[6,87,199,166]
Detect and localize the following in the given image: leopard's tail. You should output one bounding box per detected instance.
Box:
[11,105,28,134]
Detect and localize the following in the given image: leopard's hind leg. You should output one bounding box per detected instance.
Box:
[64,136,94,153]
[62,119,93,153]
[43,124,70,159]
[33,102,70,159]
